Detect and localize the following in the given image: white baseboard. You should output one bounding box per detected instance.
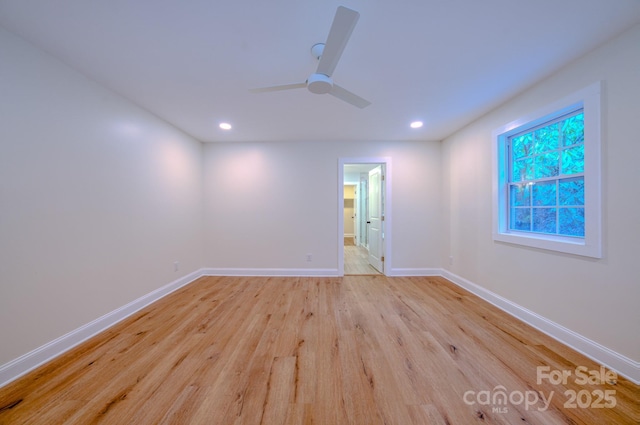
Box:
[0,268,205,388]
[388,268,442,276]
[202,268,339,277]
[441,269,640,385]
[2,267,637,388]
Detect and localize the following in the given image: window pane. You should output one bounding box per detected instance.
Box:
[510,184,530,207]
[562,113,584,146]
[559,207,585,236]
[534,152,559,178]
[533,207,556,233]
[533,123,559,154]
[562,144,584,175]
[512,134,532,159]
[510,208,531,231]
[512,157,534,182]
[559,177,584,206]
[532,181,556,206]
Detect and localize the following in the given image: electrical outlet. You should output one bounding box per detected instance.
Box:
[174,261,180,272]
[306,253,313,262]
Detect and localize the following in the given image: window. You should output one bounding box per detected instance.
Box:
[509,110,585,236]
[493,82,602,258]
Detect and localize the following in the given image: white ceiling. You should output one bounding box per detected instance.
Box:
[1,1,639,143]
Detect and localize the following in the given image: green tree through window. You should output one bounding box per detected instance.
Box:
[508,111,585,237]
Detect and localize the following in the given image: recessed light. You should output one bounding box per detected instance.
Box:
[219,122,232,130]
[410,121,423,129]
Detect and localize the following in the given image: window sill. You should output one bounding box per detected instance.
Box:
[493,231,602,258]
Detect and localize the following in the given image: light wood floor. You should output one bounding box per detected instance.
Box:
[344,244,381,275]
[1,276,638,424]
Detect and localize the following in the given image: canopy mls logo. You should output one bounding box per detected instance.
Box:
[463,386,552,413]
[463,365,618,414]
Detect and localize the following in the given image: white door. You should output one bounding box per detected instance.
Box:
[367,166,384,273]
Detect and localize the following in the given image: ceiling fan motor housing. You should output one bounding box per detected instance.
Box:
[307,73,333,94]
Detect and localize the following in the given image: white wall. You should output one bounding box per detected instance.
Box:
[0,28,204,365]
[202,140,442,273]
[442,24,640,362]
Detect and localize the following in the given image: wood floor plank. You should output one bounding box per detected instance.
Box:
[1,275,638,424]
[261,356,296,424]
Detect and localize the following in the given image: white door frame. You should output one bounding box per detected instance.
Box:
[338,157,392,276]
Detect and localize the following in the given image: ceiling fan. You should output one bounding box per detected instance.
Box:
[250,6,371,109]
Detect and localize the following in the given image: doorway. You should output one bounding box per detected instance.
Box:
[338,158,392,276]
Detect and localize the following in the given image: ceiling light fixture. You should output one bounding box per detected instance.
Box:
[410,121,423,129]
[219,122,232,130]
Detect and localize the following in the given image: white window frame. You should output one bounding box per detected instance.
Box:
[492,82,602,258]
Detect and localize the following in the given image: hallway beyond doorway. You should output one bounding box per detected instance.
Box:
[339,157,391,276]
[344,238,382,275]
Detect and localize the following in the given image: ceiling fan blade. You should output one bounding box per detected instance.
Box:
[329,84,371,109]
[316,6,359,77]
[249,82,307,93]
